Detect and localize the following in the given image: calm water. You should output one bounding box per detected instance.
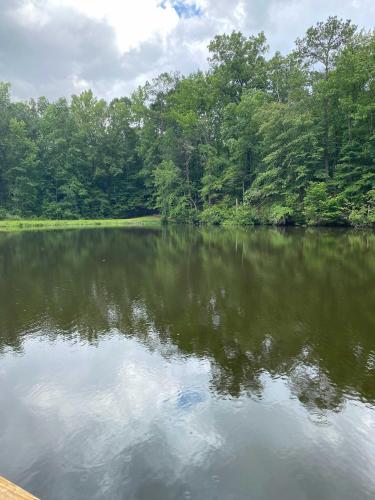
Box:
[0,227,374,500]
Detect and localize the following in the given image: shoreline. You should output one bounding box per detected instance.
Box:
[0,217,373,233]
[0,216,161,232]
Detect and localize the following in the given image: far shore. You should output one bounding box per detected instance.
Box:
[0,216,161,232]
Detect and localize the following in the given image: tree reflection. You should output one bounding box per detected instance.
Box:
[0,226,374,411]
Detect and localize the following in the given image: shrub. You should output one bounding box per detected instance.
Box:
[304,182,345,225]
[348,194,375,227]
[199,205,226,225]
[269,205,294,225]
[222,205,258,225]
[169,198,198,223]
[0,208,21,220]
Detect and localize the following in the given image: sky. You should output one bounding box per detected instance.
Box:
[1,0,374,101]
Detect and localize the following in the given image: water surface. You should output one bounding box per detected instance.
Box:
[0,227,374,500]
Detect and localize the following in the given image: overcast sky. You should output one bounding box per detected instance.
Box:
[1,0,374,101]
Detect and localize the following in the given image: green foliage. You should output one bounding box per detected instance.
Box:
[304,182,344,225]
[348,190,375,226]
[269,205,295,226]
[4,118,39,216]
[296,16,357,75]
[0,17,374,226]
[199,205,226,225]
[153,160,183,217]
[222,205,259,226]
[208,31,268,102]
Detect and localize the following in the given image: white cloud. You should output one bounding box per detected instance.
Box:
[47,0,180,51]
[1,0,375,100]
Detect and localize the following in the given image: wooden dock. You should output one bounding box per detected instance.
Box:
[0,476,39,499]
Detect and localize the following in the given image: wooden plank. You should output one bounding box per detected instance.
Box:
[0,476,39,500]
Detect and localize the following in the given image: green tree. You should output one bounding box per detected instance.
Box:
[304,182,344,225]
[4,118,39,216]
[296,17,357,176]
[153,159,189,220]
[208,31,268,102]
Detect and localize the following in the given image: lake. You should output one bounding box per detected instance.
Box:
[0,226,374,500]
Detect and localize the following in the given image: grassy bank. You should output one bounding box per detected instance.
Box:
[0,216,161,232]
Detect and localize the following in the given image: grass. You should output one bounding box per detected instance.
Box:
[0,215,161,232]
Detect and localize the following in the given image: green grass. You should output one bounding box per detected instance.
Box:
[0,215,161,232]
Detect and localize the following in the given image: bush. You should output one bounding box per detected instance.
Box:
[348,205,375,227]
[222,205,258,225]
[169,198,198,223]
[304,182,345,225]
[199,205,226,225]
[42,202,80,220]
[269,205,294,225]
[0,208,21,220]
[200,204,259,225]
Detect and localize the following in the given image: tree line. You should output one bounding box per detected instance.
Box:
[0,17,374,226]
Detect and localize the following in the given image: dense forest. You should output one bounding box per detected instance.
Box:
[0,17,374,226]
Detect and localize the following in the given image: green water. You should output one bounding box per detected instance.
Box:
[0,227,374,500]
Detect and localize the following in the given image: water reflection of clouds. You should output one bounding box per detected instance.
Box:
[1,332,375,498]
[4,334,218,468]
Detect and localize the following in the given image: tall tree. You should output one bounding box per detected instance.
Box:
[296,17,357,176]
[4,118,39,216]
[208,31,268,102]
